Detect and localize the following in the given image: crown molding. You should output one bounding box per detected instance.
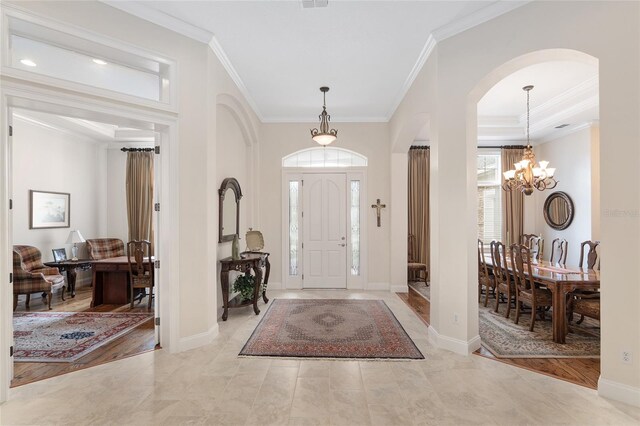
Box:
[521,76,599,124]
[431,1,532,42]
[261,116,389,124]
[101,1,213,43]
[208,37,264,122]
[386,1,530,121]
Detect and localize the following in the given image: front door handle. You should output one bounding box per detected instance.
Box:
[339,243,346,247]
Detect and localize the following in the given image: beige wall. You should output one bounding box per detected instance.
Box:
[390,0,640,402]
[259,123,390,288]
[532,127,599,266]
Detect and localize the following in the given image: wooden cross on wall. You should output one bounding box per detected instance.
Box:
[371,199,386,227]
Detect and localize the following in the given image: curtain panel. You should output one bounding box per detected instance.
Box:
[126,152,154,254]
[501,148,525,246]
[408,147,430,276]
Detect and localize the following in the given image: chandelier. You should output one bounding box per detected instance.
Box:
[502,85,558,196]
[310,86,338,146]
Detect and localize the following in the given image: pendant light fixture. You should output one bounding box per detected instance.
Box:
[310,86,338,146]
[502,85,558,196]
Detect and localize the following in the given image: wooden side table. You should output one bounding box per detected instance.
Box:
[219,252,270,321]
[44,259,93,298]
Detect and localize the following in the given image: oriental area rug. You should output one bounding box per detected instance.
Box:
[479,304,600,358]
[13,311,153,362]
[240,299,424,359]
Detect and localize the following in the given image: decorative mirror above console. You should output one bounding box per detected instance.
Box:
[543,191,574,230]
[219,177,242,243]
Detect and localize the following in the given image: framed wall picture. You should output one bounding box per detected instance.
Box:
[29,190,70,229]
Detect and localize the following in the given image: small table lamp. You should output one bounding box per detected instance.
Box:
[65,230,86,261]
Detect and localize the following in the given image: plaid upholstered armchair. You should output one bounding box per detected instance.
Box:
[86,238,125,260]
[13,245,65,311]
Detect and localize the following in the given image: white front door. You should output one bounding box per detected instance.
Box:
[303,173,347,288]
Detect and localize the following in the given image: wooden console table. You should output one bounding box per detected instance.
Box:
[220,252,270,321]
[44,259,93,298]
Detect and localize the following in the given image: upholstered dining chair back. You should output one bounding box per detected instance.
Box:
[86,238,125,260]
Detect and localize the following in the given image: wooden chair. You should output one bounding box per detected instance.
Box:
[521,234,544,261]
[490,241,514,318]
[549,238,568,264]
[478,240,495,307]
[579,240,600,270]
[571,240,601,323]
[510,244,553,332]
[408,234,428,284]
[127,240,154,309]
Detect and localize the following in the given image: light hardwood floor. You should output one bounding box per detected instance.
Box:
[11,284,156,387]
[396,289,601,390]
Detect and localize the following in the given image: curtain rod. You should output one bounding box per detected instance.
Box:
[120,147,154,152]
[409,145,430,150]
[478,145,526,149]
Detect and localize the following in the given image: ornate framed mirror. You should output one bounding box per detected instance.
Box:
[218,177,242,242]
[543,191,574,230]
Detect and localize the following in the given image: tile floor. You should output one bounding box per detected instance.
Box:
[1,290,639,425]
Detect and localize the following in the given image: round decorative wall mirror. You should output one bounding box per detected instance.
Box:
[543,191,574,230]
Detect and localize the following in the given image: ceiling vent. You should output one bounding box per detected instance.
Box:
[555,124,570,129]
[302,0,328,8]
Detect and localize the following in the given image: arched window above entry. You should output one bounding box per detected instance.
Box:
[282,147,368,168]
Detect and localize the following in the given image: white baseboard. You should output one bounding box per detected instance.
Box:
[367,282,390,291]
[178,323,219,352]
[598,377,640,407]
[428,325,481,355]
[390,284,407,293]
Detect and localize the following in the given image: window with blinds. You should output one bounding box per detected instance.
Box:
[477,153,502,244]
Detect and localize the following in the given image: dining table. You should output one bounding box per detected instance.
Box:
[483,253,600,344]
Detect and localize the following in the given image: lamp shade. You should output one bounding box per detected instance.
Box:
[65,230,85,244]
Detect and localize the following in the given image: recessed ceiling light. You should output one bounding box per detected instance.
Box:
[20,59,36,67]
[92,58,107,65]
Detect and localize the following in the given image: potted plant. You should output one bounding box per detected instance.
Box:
[232,274,257,301]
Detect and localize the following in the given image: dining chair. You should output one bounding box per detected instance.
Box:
[408,234,428,284]
[478,239,495,307]
[490,241,514,318]
[126,240,154,309]
[549,238,568,264]
[510,244,553,332]
[579,240,600,270]
[521,234,544,261]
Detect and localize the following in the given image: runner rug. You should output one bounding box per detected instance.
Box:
[13,311,153,362]
[240,299,424,359]
[479,304,599,358]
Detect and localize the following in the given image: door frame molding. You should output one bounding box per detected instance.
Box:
[281,167,368,290]
[0,80,180,403]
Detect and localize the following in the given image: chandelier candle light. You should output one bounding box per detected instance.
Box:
[502,85,558,196]
[310,86,338,146]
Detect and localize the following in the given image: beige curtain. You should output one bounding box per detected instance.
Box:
[408,147,430,275]
[126,152,154,254]
[501,148,524,246]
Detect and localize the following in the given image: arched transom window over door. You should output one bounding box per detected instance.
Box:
[283,147,368,168]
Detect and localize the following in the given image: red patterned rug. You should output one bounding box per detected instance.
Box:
[13,312,153,363]
[240,299,424,359]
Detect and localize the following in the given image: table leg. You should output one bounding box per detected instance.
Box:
[67,268,77,298]
[221,269,230,321]
[262,257,270,304]
[252,264,262,316]
[551,286,568,344]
